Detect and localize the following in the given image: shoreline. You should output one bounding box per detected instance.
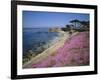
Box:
[23,31,78,68]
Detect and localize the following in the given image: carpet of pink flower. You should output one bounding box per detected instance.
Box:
[32,31,89,68]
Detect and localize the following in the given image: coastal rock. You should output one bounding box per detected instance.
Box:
[49,27,61,32]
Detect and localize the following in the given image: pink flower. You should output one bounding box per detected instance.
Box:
[32,31,89,68]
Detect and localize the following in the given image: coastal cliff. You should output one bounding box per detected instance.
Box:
[29,32,89,68]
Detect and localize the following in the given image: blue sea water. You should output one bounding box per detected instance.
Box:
[23,28,59,54]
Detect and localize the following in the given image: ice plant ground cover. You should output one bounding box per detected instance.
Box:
[32,31,89,68]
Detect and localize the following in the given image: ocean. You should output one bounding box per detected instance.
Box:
[23,28,60,55]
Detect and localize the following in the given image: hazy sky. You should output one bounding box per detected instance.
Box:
[23,11,89,28]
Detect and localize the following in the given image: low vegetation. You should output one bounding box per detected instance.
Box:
[23,19,90,66]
